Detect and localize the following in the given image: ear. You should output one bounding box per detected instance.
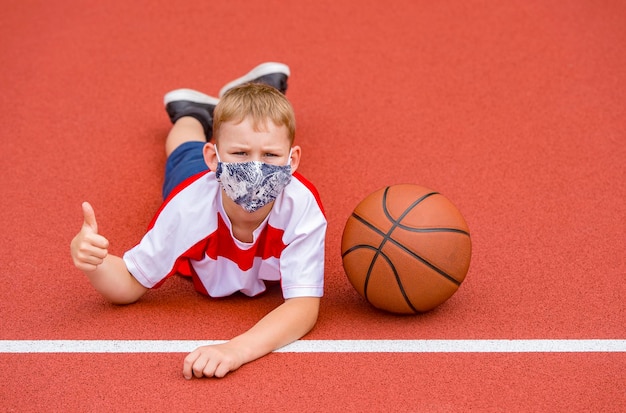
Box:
[289,145,302,174]
[203,142,218,171]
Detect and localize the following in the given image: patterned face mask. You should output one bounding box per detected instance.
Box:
[214,146,293,213]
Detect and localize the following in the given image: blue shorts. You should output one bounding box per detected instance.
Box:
[162,141,208,199]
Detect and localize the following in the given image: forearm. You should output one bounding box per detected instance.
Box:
[229,296,320,363]
[84,254,147,304]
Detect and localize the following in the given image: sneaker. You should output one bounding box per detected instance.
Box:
[218,62,290,97]
[164,89,220,140]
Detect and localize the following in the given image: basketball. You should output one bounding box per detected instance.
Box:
[341,184,471,314]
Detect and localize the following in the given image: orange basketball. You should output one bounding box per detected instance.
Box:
[341,184,471,314]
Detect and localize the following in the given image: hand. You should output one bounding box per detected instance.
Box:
[70,202,110,272]
[183,343,246,379]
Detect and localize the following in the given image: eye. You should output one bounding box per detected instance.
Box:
[264,152,279,158]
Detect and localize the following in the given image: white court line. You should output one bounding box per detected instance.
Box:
[0,340,625,353]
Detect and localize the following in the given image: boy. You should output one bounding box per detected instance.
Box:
[70,63,327,379]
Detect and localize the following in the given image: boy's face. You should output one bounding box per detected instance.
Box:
[202,116,302,215]
[203,116,300,172]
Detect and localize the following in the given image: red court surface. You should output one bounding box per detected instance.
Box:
[1,0,625,411]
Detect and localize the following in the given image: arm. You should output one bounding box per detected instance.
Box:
[70,202,147,304]
[82,254,148,305]
[183,296,320,379]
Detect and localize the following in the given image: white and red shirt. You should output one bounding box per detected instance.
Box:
[123,170,326,299]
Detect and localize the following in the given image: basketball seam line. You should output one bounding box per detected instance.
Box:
[350,212,462,287]
[350,189,463,288]
[393,226,470,236]
[362,188,438,311]
[360,189,444,313]
[355,243,420,313]
[381,189,463,287]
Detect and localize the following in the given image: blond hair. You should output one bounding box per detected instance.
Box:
[213,83,296,144]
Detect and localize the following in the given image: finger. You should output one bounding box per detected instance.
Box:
[183,350,203,380]
[81,201,98,233]
[76,248,107,265]
[75,233,109,260]
[83,232,110,250]
[72,249,106,273]
[201,357,221,378]
[213,361,231,378]
[74,255,104,272]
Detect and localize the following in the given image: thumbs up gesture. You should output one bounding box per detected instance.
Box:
[70,202,110,272]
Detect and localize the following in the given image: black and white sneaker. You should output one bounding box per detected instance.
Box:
[218,62,290,97]
[164,89,220,140]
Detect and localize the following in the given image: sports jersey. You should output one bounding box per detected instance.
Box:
[123,170,326,299]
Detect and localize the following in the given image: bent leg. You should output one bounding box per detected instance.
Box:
[162,117,209,199]
[165,116,206,157]
[164,89,218,143]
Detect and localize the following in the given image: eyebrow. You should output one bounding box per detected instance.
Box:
[228,144,287,152]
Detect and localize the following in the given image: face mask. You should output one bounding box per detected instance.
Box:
[214,146,293,213]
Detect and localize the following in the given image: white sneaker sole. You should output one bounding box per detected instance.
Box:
[163,89,220,106]
[218,62,291,97]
